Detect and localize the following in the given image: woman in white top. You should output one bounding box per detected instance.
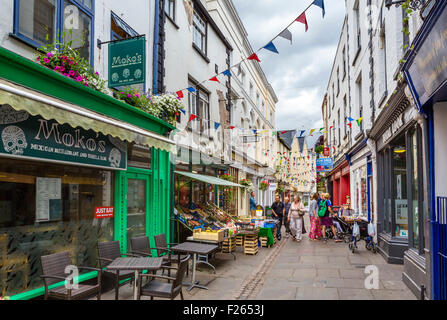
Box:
[288,195,306,242]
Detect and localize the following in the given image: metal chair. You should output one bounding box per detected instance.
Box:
[40,251,101,300]
[137,255,190,300]
[97,241,138,300]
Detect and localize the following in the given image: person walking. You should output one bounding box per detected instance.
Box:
[283,197,292,237]
[288,195,306,242]
[250,192,257,217]
[319,193,342,243]
[271,196,285,241]
[308,193,322,241]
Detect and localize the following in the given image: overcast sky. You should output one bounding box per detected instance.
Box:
[233,0,346,144]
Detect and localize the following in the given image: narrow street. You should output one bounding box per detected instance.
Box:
[98,224,415,301]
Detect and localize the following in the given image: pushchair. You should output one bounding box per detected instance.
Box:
[348,220,378,254]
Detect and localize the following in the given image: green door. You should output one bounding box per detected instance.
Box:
[125,172,150,251]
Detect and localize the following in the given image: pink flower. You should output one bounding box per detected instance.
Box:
[36,57,40,62]
[44,58,50,64]
[120,92,125,95]
[127,94,132,98]
[68,60,73,65]
[95,72,99,75]
[84,82,88,86]
[134,93,140,98]
[59,66,65,72]
[47,52,53,58]
[76,76,83,82]
[69,70,76,77]
[63,73,70,77]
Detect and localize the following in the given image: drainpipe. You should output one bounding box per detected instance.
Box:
[153,0,160,94]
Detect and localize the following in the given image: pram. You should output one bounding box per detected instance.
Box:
[348,220,378,254]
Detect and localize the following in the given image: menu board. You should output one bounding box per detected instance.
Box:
[36,178,62,222]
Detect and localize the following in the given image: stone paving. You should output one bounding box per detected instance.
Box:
[97,225,416,301]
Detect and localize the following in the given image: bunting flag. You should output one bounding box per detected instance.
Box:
[299,130,306,138]
[357,117,364,127]
[253,130,258,134]
[329,125,334,130]
[248,53,261,62]
[187,87,196,93]
[229,126,236,130]
[209,76,220,83]
[348,117,355,122]
[188,114,197,122]
[176,91,184,99]
[214,122,221,130]
[309,129,316,136]
[263,41,279,54]
[180,109,186,115]
[222,70,232,77]
[279,29,293,44]
[313,0,325,18]
[348,122,353,128]
[296,12,308,32]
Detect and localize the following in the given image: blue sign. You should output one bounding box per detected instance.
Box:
[405,4,447,108]
[316,158,333,172]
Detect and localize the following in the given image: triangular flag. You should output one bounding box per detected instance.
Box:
[348,117,355,122]
[188,114,197,122]
[310,129,316,136]
[357,117,364,127]
[313,0,325,18]
[229,126,235,130]
[319,128,324,132]
[222,70,232,77]
[279,29,293,44]
[329,125,334,130]
[248,53,261,62]
[299,130,305,138]
[180,109,186,115]
[210,76,220,83]
[214,122,221,130]
[296,12,308,32]
[253,130,257,134]
[176,90,184,99]
[187,87,196,93]
[263,41,279,54]
[348,122,353,128]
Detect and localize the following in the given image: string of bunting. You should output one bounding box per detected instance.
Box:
[173,0,326,102]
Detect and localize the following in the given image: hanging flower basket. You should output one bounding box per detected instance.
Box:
[240,179,254,193]
[259,180,270,191]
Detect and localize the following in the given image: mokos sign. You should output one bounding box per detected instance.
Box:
[108,37,146,88]
[0,105,127,170]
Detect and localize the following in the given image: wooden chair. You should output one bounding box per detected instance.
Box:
[97,241,138,300]
[137,255,190,300]
[40,251,101,300]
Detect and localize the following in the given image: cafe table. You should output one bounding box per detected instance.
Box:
[106,257,163,300]
[170,242,218,291]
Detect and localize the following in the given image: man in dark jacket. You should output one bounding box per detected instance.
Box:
[283,197,292,237]
[271,196,285,240]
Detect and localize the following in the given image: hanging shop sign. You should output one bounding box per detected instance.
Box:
[95,207,115,219]
[108,37,146,88]
[316,158,333,172]
[269,183,277,191]
[0,107,127,170]
[324,147,330,157]
[405,4,447,108]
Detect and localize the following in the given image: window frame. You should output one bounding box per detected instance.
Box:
[13,0,95,66]
[165,0,176,22]
[192,8,207,56]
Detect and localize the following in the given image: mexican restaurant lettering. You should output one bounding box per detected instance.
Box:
[0,105,127,170]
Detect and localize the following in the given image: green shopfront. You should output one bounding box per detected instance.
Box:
[0,47,175,299]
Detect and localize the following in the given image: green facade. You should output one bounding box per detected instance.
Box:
[0,47,173,300]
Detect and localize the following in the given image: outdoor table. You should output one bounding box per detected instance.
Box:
[170,242,218,291]
[106,257,163,300]
[186,235,237,266]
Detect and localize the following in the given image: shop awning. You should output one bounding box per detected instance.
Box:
[0,79,175,153]
[175,171,243,187]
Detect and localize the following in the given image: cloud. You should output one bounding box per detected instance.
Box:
[233,0,346,145]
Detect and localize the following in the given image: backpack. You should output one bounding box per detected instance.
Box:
[318,200,328,218]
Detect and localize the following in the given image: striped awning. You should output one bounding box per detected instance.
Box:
[0,79,175,153]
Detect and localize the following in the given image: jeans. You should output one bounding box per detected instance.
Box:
[283,215,291,234]
[275,217,283,239]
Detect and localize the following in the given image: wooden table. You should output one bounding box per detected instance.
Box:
[171,242,218,291]
[106,257,163,300]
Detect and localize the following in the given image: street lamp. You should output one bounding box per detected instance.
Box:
[385,0,424,10]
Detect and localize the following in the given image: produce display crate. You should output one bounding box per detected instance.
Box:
[193,230,224,242]
[272,226,277,244]
[236,235,244,246]
[259,236,269,248]
[244,234,259,255]
[222,237,237,253]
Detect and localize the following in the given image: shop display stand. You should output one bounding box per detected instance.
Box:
[259,237,270,248]
[236,235,244,247]
[244,234,259,255]
[272,226,277,245]
[222,237,236,253]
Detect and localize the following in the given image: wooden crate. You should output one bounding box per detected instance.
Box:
[222,237,237,253]
[236,235,244,246]
[259,236,270,248]
[244,234,259,255]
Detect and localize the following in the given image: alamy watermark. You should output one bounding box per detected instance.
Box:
[364,265,380,290]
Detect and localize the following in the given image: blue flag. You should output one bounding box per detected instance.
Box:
[214,122,221,130]
[348,117,355,122]
[180,109,186,115]
[299,130,306,138]
[222,70,232,77]
[313,0,325,18]
[187,87,196,93]
[263,41,279,54]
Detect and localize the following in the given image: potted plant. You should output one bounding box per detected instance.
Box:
[239,179,254,193]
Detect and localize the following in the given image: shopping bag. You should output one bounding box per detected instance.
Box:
[353,222,360,237]
[368,222,376,237]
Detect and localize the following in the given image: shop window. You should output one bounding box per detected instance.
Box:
[392,135,408,238]
[14,0,94,64]
[0,158,114,297]
[128,143,151,170]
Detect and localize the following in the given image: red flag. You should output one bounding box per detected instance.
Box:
[329,125,334,130]
[229,126,235,130]
[248,53,261,62]
[348,122,352,128]
[296,12,308,32]
[188,114,197,122]
[210,76,220,83]
[176,90,184,99]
